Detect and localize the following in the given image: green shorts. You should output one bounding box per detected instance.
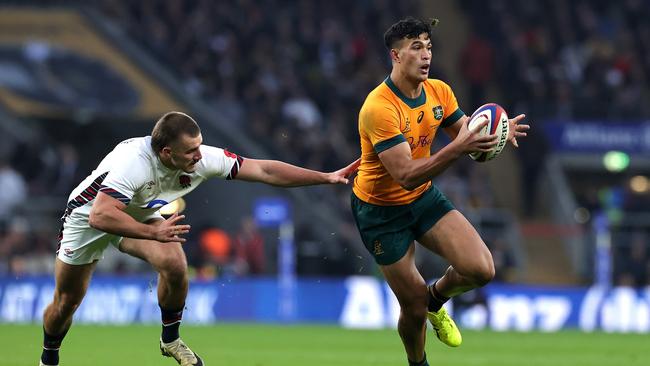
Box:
[350,186,455,265]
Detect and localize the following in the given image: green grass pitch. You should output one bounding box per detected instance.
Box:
[3,323,646,366]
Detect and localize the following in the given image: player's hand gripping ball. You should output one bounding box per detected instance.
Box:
[467,103,509,162]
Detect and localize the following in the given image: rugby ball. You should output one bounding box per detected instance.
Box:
[467,103,509,162]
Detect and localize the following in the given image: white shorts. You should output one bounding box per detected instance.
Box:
[57,224,124,265]
[57,213,164,265]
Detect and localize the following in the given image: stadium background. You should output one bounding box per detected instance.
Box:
[0,0,648,364]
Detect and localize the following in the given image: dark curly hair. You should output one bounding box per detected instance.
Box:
[384,17,438,49]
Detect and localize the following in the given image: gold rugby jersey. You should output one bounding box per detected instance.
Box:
[353,77,464,205]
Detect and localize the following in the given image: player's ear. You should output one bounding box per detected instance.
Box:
[390,48,400,63]
[161,146,172,157]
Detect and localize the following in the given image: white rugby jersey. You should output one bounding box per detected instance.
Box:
[62,136,242,227]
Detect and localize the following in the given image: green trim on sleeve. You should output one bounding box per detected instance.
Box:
[441,108,464,128]
[373,134,407,154]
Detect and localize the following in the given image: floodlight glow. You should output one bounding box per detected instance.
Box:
[602,151,629,172]
[629,175,650,193]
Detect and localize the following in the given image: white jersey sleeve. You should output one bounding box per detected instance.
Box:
[199,145,244,180]
[99,150,150,205]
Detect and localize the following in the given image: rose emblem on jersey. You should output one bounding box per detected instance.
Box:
[433,105,444,120]
[179,175,191,188]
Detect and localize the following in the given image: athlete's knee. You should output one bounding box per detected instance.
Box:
[402,304,428,326]
[157,252,188,280]
[469,259,495,287]
[53,291,85,317]
[457,246,495,287]
[398,288,428,322]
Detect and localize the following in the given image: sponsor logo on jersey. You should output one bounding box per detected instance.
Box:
[223,149,238,159]
[417,110,425,124]
[145,199,169,209]
[407,134,432,149]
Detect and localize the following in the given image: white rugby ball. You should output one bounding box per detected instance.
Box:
[467,103,509,162]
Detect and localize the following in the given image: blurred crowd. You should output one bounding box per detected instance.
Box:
[0,137,82,275]
[461,0,650,121]
[2,0,649,286]
[97,0,415,173]
[460,0,650,218]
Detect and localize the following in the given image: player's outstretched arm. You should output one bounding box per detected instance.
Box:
[234,158,360,187]
[89,192,190,242]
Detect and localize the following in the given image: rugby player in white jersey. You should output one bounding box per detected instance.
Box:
[39,111,360,366]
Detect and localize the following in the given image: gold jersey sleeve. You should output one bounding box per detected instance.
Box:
[353,78,464,206]
[359,94,402,148]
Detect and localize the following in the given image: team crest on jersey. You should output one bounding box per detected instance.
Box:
[433,105,444,120]
[433,105,445,120]
[179,175,191,188]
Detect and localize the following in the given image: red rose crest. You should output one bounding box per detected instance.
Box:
[179,175,191,188]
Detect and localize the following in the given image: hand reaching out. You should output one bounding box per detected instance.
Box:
[508,114,530,148]
[327,158,361,184]
[153,212,191,243]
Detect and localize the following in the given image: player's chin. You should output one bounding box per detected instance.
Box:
[417,71,429,81]
[184,165,197,173]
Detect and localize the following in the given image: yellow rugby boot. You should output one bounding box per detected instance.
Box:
[427,307,462,347]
